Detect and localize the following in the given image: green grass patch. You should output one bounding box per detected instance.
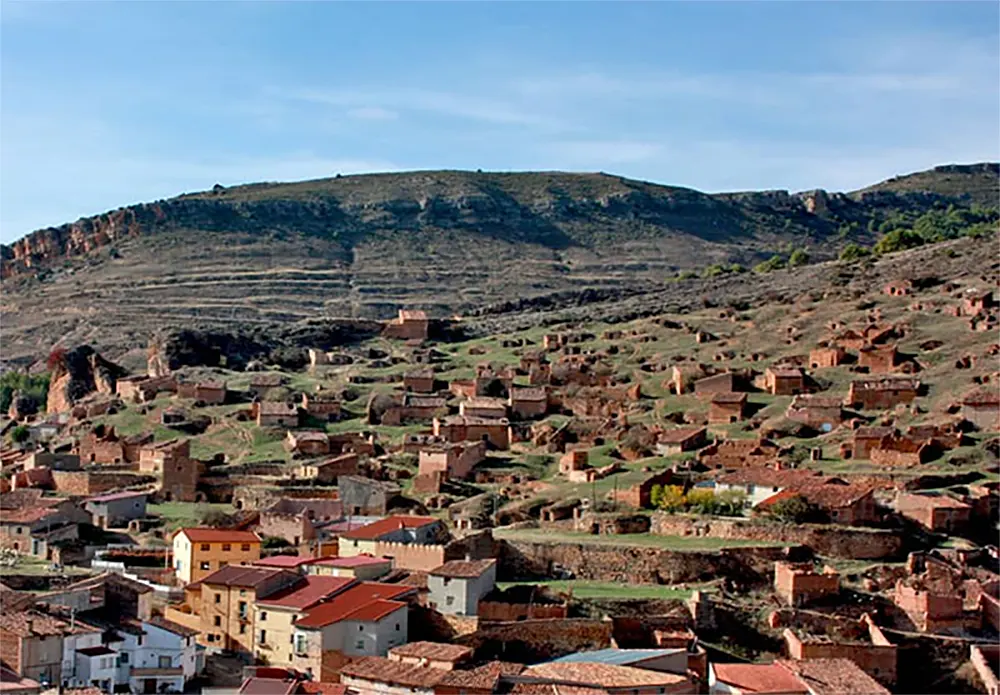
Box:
[497,579,705,600]
[494,527,790,551]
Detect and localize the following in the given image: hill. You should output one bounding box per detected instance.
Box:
[1,165,997,363]
[852,163,999,208]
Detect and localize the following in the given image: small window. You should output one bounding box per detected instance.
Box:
[239,589,246,596]
[137,635,143,646]
[201,562,211,570]
[355,640,364,650]
[241,543,251,551]
[240,624,246,634]
[259,630,267,644]
[359,625,363,631]
[15,527,22,535]
[260,612,267,622]
[119,652,129,664]
[207,634,216,643]
[222,544,231,552]
[395,623,400,631]
[200,544,210,551]
[214,616,221,627]
[446,596,455,606]
[215,593,222,604]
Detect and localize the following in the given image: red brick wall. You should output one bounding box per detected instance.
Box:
[784,628,897,685]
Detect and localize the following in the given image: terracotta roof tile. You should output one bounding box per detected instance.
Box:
[430,558,496,579]
[294,583,415,628]
[711,663,808,694]
[256,576,355,610]
[522,662,689,688]
[776,659,890,695]
[340,656,449,688]
[390,641,473,663]
[439,661,525,689]
[658,427,707,444]
[199,566,295,589]
[340,515,439,541]
[0,610,68,637]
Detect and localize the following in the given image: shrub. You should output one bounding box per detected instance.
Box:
[753,255,785,274]
[10,426,30,444]
[765,494,819,523]
[788,249,810,267]
[262,535,291,549]
[702,264,727,278]
[838,243,870,262]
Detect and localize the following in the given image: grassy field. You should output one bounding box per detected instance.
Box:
[493,528,790,551]
[149,501,234,531]
[497,579,708,600]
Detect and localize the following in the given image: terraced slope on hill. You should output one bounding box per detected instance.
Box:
[1,165,997,363]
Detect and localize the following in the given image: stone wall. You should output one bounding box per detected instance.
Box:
[498,539,789,584]
[478,601,568,622]
[458,618,613,662]
[51,470,155,496]
[649,514,903,560]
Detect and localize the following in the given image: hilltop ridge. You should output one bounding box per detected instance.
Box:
[1,164,996,363]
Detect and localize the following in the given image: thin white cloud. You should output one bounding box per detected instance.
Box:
[347,106,399,121]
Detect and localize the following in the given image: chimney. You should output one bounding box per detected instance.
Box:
[25,618,34,635]
[464,553,472,562]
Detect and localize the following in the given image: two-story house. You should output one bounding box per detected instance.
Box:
[288,582,418,681]
[172,528,262,584]
[427,559,497,616]
[252,576,356,668]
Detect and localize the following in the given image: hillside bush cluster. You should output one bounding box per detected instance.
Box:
[649,484,745,516]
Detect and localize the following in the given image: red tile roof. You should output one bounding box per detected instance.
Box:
[963,388,1000,406]
[658,427,706,444]
[440,661,525,690]
[175,528,261,543]
[0,610,69,637]
[430,558,497,579]
[256,576,355,610]
[294,582,416,628]
[199,566,296,589]
[389,641,473,662]
[776,659,890,695]
[522,662,689,688]
[341,598,407,622]
[239,677,299,695]
[340,515,440,541]
[340,656,449,688]
[711,663,808,694]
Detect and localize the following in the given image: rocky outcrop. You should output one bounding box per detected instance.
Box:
[5,166,995,280]
[46,346,127,413]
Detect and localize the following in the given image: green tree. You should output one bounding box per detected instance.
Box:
[10,426,29,444]
[873,229,925,255]
[0,372,49,414]
[676,270,697,281]
[728,263,747,274]
[702,264,727,278]
[649,484,664,509]
[656,485,687,513]
[788,249,810,267]
[839,243,870,262]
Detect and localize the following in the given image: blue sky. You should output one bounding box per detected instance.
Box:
[2,1,998,242]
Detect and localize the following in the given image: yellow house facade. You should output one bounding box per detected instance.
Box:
[172,528,262,585]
